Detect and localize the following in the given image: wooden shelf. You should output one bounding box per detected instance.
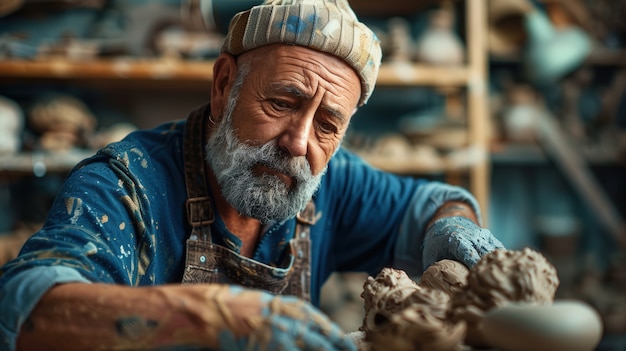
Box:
[0,58,215,81]
[491,142,626,166]
[358,152,482,175]
[376,63,471,87]
[0,149,95,177]
[0,58,474,88]
[491,48,626,67]
[359,153,447,175]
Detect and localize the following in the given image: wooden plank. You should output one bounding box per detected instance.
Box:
[0,58,215,81]
[0,150,94,177]
[0,59,473,87]
[466,0,490,225]
[376,63,470,87]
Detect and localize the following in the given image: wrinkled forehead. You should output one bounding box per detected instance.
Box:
[238,44,361,110]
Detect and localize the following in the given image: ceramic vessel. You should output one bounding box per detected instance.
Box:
[483,300,603,351]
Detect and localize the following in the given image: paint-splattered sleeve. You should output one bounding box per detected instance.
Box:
[0,123,188,351]
[2,149,159,285]
[0,155,144,351]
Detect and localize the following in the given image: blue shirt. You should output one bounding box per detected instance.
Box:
[0,117,480,351]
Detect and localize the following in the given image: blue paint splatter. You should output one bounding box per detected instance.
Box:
[277,14,317,35]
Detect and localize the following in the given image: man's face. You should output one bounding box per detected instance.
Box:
[206,45,361,222]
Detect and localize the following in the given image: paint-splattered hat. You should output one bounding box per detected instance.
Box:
[221,0,382,106]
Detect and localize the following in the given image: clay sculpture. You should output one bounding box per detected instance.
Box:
[358,248,603,351]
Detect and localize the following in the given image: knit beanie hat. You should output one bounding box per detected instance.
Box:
[221,0,382,106]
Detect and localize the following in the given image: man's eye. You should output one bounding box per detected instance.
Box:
[318,121,337,134]
[271,99,291,109]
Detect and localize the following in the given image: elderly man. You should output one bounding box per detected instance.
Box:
[0,0,504,350]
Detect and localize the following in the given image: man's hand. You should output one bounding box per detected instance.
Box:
[216,286,356,351]
[422,216,505,269]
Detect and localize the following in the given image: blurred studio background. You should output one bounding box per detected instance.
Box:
[0,0,625,348]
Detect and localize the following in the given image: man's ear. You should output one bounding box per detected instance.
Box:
[210,53,238,122]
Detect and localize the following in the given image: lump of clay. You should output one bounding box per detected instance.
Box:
[360,267,465,351]
[419,259,469,296]
[450,247,560,346]
[357,248,604,351]
[361,267,421,330]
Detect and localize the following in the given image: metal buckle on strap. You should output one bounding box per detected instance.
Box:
[186,196,215,226]
[296,202,318,225]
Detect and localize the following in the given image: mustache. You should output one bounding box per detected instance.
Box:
[254,142,312,182]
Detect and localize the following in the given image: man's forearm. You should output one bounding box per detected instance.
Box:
[16,283,257,351]
[426,200,480,229]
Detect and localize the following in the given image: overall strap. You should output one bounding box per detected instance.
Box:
[296,200,318,229]
[183,104,214,242]
[291,200,317,302]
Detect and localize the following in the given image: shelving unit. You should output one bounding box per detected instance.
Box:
[0,0,490,223]
[351,0,491,223]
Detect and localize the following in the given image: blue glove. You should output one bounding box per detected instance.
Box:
[218,287,356,351]
[422,216,505,269]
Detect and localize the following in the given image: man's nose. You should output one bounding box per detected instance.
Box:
[278,115,312,157]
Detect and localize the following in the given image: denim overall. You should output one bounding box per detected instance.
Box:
[180,105,314,301]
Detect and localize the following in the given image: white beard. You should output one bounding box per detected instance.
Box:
[205,101,325,223]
